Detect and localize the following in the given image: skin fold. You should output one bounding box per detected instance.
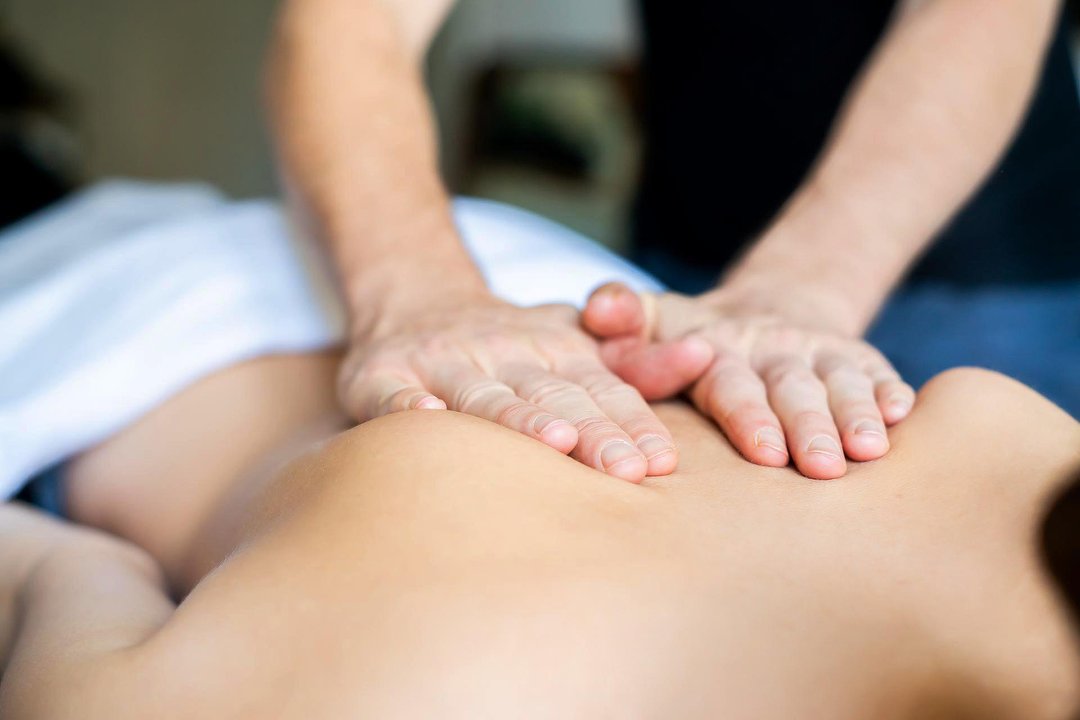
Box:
[0,354,1076,719]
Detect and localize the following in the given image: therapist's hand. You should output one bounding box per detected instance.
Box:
[583,283,916,479]
[338,292,713,482]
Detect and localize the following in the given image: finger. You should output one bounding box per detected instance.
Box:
[815,354,889,462]
[689,353,789,468]
[353,373,447,421]
[598,334,715,400]
[581,282,649,338]
[559,360,681,476]
[428,363,578,454]
[502,363,650,482]
[760,356,846,480]
[864,356,916,425]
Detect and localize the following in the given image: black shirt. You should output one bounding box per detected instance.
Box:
[0,43,70,230]
[634,2,1080,287]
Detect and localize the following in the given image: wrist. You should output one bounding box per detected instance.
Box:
[329,215,490,337]
[346,270,494,340]
[321,192,486,300]
[717,184,902,337]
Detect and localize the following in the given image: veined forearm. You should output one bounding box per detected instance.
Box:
[266,0,485,319]
[724,0,1060,336]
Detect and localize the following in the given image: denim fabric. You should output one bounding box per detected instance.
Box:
[13,465,66,517]
[867,282,1080,418]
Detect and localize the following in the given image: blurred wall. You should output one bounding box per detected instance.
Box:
[2,0,636,199]
[429,0,637,184]
[4,0,281,197]
[10,0,1065,203]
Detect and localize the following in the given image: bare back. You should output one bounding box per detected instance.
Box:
[76,364,1080,719]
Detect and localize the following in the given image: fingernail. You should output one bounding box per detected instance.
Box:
[414,396,444,410]
[852,420,886,438]
[595,283,625,308]
[637,435,674,460]
[806,435,842,458]
[754,427,787,455]
[887,394,912,413]
[600,441,644,473]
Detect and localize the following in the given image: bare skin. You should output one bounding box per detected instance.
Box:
[267,0,1059,478]
[585,283,914,480]
[0,356,1076,718]
[266,0,711,482]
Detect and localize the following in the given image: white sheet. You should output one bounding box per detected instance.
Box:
[0,181,661,496]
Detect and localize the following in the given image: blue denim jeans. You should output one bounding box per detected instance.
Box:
[15,465,66,517]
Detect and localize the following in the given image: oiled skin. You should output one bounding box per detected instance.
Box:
[8,360,1078,719]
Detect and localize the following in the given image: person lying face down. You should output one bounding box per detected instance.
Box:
[0,183,1075,718]
[2,355,1077,718]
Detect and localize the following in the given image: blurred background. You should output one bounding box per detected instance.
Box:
[2,0,1079,252]
[1,0,1079,419]
[1,0,640,248]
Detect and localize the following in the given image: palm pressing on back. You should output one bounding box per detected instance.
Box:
[337,293,714,482]
[583,283,915,480]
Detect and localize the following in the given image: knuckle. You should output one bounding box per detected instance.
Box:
[837,401,881,422]
[453,381,504,413]
[772,327,805,348]
[588,378,638,405]
[791,409,835,430]
[863,357,900,381]
[619,415,663,438]
[353,364,393,389]
[875,378,911,397]
[385,387,418,413]
[716,399,771,428]
[528,380,581,406]
[708,358,752,386]
[823,364,873,392]
[409,335,455,360]
[573,415,620,440]
[479,332,520,357]
[814,353,853,378]
[353,351,412,383]
[546,332,593,355]
[753,325,807,353]
[494,403,535,431]
[707,324,741,348]
[495,400,540,429]
[764,360,816,389]
[860,345,891,366]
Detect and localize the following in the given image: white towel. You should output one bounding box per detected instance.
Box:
[0,181,661,496]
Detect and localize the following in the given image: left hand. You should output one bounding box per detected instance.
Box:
[582,283,916,479]
[338,290,713,482]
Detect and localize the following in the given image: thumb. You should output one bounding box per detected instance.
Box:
[582,282,654,339]
[599,334,714,401]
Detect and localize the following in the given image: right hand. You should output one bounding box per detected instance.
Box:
[582,283,916,480]
[337,293,714,482]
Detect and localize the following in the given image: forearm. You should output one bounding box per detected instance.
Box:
[266,0,486,325]
[723,0,1060,336]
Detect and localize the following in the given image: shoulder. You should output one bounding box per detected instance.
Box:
[906,369,1080,720]
[903,366,1078,467]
